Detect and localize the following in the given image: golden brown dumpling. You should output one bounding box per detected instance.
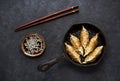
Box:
[70,34,83,55]
[84,33,99,57]
[83,46,103,64]
[80,26,89,49]
[65,43,81,63]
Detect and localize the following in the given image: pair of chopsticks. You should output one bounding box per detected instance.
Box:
[15,5,79,32]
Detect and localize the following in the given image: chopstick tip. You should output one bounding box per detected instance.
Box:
[14,30,18,32]
[72,9,79,13]
[71,5,79,9]
[15,28,19,32]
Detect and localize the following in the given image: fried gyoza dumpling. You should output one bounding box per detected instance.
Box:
[84,33,99,57]
[70,34,83,55]
[83,46,103,64]
[80,26,89,49]
[65,43,81,63]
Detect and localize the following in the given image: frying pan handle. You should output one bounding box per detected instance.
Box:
[37,55,65,72]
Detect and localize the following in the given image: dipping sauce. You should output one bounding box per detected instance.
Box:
[21,33,46,57]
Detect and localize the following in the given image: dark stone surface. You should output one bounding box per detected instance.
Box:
[0,0,120,81]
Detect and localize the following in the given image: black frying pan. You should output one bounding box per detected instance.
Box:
[37,23,106,72]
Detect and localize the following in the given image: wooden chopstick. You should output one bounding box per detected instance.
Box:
[16,6,78,28]
[15,9,79,31]
[15,6,79,32]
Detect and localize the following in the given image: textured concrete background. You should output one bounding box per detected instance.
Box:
[0,0,120,81]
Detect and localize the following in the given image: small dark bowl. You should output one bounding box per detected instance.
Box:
[21,33,46,57]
